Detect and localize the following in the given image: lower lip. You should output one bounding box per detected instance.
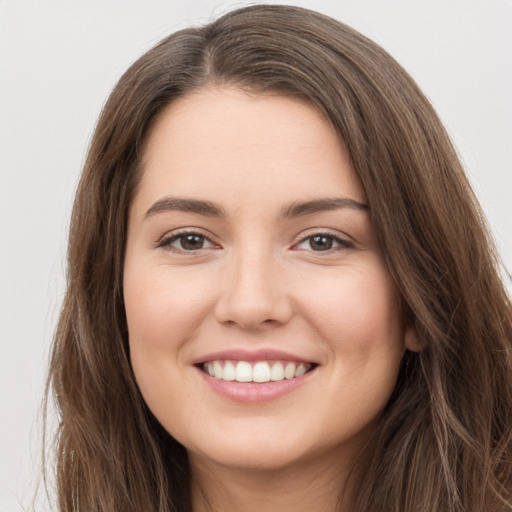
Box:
[196,367,315,403]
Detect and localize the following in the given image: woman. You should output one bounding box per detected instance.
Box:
[46,4,512,511]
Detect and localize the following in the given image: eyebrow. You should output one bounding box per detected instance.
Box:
[280,197,368,218]
[144,196,368,219]
[145,197,226,218]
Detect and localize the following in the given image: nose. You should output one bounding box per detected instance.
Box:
[214,250,293,330]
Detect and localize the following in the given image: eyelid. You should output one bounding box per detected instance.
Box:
[155,227,353,252]
[291,228,354,251]
[155,227,220,251]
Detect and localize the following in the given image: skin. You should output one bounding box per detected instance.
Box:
[124,87,420,511]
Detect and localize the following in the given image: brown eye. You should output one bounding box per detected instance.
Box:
[309,235,333,251]
[180,234,206,250]
[158,232,216,251]
[294,233,353,252]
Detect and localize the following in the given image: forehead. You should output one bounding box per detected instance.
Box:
[133,87,365,217]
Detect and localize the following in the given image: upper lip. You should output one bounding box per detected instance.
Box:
[192,349,316,365]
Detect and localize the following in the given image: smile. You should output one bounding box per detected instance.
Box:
[202,360,314,383]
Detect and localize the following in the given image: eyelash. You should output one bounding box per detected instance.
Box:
[292,232,353,252]
[156,229,354,253]
[156,229,218,253]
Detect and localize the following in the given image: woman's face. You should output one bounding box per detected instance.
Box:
[124,88,418,471]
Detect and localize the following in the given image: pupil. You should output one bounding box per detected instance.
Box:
[182,234,204,250]
[310,235,332,251]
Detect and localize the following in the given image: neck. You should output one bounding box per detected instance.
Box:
[189,447,365,512]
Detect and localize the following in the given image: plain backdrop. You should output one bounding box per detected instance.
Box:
[1,1,511,510]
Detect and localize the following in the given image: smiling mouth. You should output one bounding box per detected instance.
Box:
[200,360,316,383]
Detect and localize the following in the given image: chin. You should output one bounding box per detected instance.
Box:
[183,416,371,475]
[191,442,311,473]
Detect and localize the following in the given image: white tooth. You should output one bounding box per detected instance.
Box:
[213,361,223,379]
[284,362,296,379]
[253,361,271,383]
[235,361,252,382]
[223,361,236,381]
[206,362,215,377]
[270,362,285,381]
[294,363,309,377]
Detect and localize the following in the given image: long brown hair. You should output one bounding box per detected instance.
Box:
[46,5,512,511]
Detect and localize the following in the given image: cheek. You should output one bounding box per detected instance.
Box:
[298,265,404,357]
[299,266,405,432]
[124,266,217,360]
[123,266,218,426]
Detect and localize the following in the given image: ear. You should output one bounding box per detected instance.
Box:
[404,323,424,352]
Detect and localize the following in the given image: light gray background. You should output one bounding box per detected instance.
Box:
[1,1,511,510]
